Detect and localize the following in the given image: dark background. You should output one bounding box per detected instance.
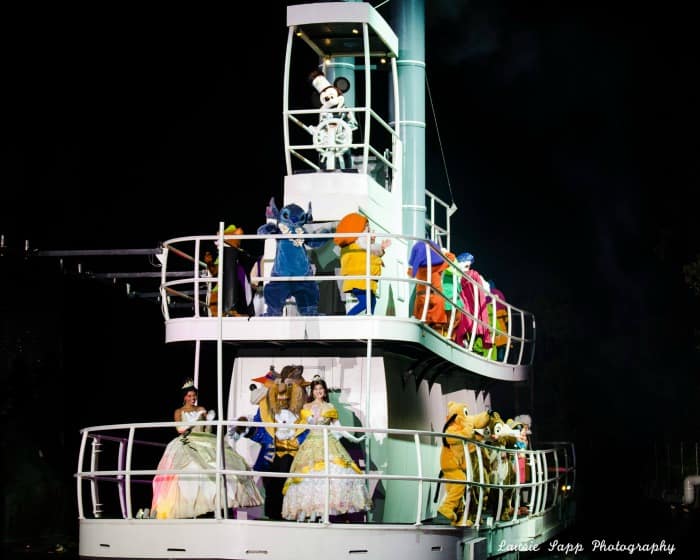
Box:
[2,0,698,556]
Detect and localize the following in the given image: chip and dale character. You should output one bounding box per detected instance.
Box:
[475,411,524,522]
[434,406,532,526]
[233,365,310,520]
[257,197,327,316]
[508,414,532,515]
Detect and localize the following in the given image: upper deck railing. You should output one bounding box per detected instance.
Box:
[158,230,536,368]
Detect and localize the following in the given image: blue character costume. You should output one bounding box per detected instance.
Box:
[257,197,326,316]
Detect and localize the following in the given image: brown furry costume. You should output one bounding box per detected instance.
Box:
[243,365,310,519]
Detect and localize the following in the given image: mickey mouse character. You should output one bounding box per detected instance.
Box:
[308,70,358,170]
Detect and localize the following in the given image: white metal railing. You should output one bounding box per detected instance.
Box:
[646,441,700,504]
[425,190,458,253]
[159,231,536,367]
[76,419,575,528]
[285,106,399,181]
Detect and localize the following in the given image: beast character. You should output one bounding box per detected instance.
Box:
[234,365,310,520]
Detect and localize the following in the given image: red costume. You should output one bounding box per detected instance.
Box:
[454,268,492,350]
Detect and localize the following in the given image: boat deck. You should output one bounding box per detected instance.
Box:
[165,315,527,382]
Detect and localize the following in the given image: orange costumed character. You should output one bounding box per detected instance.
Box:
[407,240,453,333]
[335,212,390,315]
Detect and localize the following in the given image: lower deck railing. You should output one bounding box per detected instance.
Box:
[76,420,575,529]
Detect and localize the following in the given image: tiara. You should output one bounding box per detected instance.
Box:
[181,378,195,390]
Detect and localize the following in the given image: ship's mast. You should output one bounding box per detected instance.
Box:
[324,0,357,109]
[393,0,426,241]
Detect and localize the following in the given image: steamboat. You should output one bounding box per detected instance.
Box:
[75,2,576,559]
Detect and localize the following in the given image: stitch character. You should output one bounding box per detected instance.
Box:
[257,197,326,316]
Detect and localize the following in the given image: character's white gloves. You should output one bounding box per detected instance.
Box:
[334,430,366,444]
[275,409,299,441]
[228,415,252,441]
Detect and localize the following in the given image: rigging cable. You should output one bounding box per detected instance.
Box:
[373,0,457,215]
[426,72,456,209]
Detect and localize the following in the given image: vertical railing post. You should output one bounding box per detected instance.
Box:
[77,431,89,519]
[124,427,135,519]
[215,223,225,519]
[421,241,431,322]
[461,440,474,526]
[494,449,504,523]
[361,22,371,175]
[363,338,374,520]
[529,451,540,516]
[160,247,170,320]
[512,447,522,520]
[117,440,127,518]
[537,452,547,514]
[364,230,372,315]
[323,426,330,523]
[414,432,423,525]
[473,444,485,527]
[503,305,513,364]
[193,237,201,318]
[215,420,224,520]
[90,437,102,518]
[550,449,560,507]
[517,312,526,365]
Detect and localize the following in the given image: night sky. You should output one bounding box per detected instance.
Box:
[2,0,699,554]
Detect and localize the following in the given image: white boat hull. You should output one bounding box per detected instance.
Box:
[79,506,572,560]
